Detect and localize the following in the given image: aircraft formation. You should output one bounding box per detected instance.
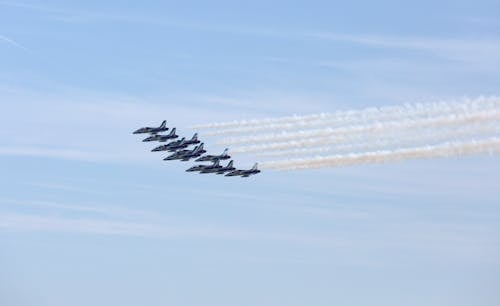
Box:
[133,120,261,177]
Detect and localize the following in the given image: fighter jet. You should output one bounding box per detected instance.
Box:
[195,148,230,162]
[133,120,168,134]
[178,143,207,161]
[199,160,223,174]
[142,128,178,142]
[164,143,206,161]
[185,161,214,172]
[183,133,200,146]
[151,137,185,152]
[186,160,220,173]
[225,163,261,177]
[214,160,235,175]
[168,133,200,150]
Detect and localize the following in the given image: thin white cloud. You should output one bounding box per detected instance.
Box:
[0,146,99,161]
[3,1,499,65]
[0,34,28,50]
[0,211,353,246]
[310,32,500,63]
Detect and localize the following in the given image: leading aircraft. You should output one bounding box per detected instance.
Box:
[133,120,168,134]
[142,128,178,142]
[195,148,230,162]
[225,163,261,177]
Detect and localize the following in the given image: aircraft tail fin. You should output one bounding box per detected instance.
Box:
[160,120,167,128]
[191,133,198,141]
[251,163,258,170]
[227,160,233,168]
[195,143,204,152]
[213,160,220,166]
[222,148,229,156]
[170,127,176,136]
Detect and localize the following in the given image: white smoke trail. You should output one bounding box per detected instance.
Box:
[194,96,500,171]
[261,137,500,170]
[219,109,500,146]
[257,122,500,157]
[230,113,500,154]
[199,96,500,135]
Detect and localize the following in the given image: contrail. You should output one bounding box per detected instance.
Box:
[219,109,500,146]
[199,97,500,135]
[260,137,500,170]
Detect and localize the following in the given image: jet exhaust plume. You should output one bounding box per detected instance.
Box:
[193,96,499,171]
[198,96,500,136]
[257,122,499,157]
[260,137,500,170]
[219,110,500,146]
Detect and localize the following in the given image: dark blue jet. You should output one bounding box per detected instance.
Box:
[199,160,223,174]
[195,148,230,162]
[142,128,178,142]
[178,143,207,161]
[133,120,168,134]
[186,160,220,173]
[214,160,235,175]
[225,163,261,177]
[152,137,185,152]
[164,143,206,161]
[153,133,199,152]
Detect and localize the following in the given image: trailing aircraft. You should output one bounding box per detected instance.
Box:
[142,128,178,142]
[133,120,168,134]
[225,163,261,177]
[164,143,206,161]
[195,148,230,162]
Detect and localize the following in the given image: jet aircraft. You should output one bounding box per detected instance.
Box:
[186,160,220,173]
[153,133,199,152]
[199,160,223,174]
[178,143,207,161]
[151,137,185,152]
[133,120,168,134]
[214,160,235,175]
[225,163,261,177]
[168,133,200,150]
[164,143,206,161]
[185,161,215,172]
[142,128,178,142]
[195,148,230,162]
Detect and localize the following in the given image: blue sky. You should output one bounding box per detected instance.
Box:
[1,1,500,306]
